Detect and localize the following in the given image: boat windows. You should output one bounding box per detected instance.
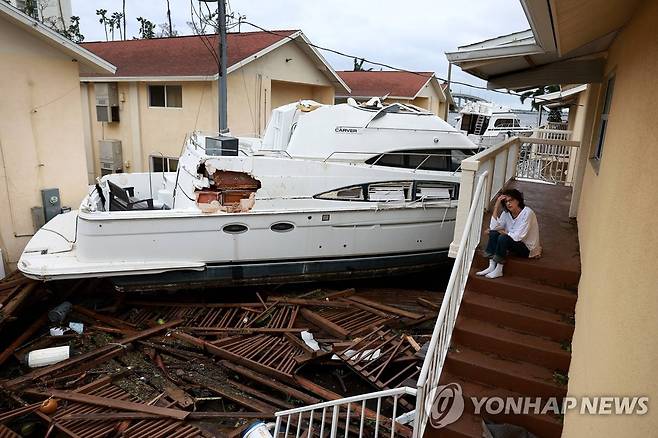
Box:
[222,224,248,234]
[368,182,412,202]
[271,222,295,232]
[366,149,476,172]
[415,181,454,200]
[493,118,521,129]
[316,180,457,202]
[317,186,364,201]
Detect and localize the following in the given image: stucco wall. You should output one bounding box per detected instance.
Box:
[0,16,89,266]
[83,39,336,173]
[564,0,658,436]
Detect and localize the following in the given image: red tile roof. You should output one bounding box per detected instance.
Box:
[336,70,435,98]
[80,30,298,77]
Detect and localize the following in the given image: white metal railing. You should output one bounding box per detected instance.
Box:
[413,171,488,437]
[273,386,417,438]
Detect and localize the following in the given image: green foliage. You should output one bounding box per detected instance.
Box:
[59,15,84,43]
[519,85,560,111]
[96,8,109,41]
[353,58,372,71]
[137,17,156,39]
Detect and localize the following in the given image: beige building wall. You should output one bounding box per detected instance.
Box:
[82,40,336,174]
[564,0,658,436]
[0,16,90,267]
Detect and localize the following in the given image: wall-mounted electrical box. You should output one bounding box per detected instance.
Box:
[99,139,123,175]
[41,188,61,223]
[95,82,120,123]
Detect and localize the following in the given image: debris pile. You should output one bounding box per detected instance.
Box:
[0,273,440,437]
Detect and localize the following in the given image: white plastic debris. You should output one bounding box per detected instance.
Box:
[332,349,381,361]
[49,327,67,336]
[300,331,320,351]
[68,322,84,334]
[27,346,70,368]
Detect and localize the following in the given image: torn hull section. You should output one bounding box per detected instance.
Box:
[111,249,451,292]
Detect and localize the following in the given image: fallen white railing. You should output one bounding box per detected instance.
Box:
[273,386,417,438]
[413,171,489,437]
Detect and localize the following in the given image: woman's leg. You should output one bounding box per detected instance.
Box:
[484,230,500,258]
[477,230,500,276]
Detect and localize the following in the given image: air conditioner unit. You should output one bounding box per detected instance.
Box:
[95,82,120,123]
[99,139,123,175]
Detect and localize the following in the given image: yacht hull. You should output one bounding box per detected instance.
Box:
[19,204,456,283]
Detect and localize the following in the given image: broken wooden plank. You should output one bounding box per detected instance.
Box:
[416,297,440,312]
[0,283,38,325]
[0,314,48,366]
[174,332,299,383]
[58,411,273,421]
[226,379,294,410]
[299,308,349,339]
[345,296,424,320]
[179,374,275,414]
[4,319,182,388]
[72,305,138,332]
[219,361,320,405]
[38,389,190,420]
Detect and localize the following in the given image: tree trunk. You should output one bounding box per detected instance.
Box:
[166,0,173,36]
[122,0,126,40]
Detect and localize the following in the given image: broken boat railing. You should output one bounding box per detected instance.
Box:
[273,386,417,438]
[412,171,489,437]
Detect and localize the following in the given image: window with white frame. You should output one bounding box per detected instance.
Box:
[593,75,615,162]
[148,85,182,108]
[150,155,179,172]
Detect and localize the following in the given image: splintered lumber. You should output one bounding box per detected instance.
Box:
[416,297,441,312]
[179,374,275,414]
[72,304,138,333]
[227,378,294,410]
[41,389,190,420]
[0,283,39,325]
[4,319,182,388]
[173,331,301,383]
[299,308,349,339]
[294,375,413,438]
[345,296,424,320]
[0,314,48,365]
[58,411,272,421]
[219,361,321,405]
[0,276,31,292]
[268,297,353,307]
[0,402,41,423]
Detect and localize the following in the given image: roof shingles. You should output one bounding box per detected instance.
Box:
[336,70,435,99]
[80,30,298,78]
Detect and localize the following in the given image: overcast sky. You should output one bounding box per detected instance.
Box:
[71,0,531,108]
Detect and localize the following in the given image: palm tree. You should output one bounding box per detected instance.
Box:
[111,12,124,40]
[122,0,126,40]
[96,9,108,41]
[519,85,560,110]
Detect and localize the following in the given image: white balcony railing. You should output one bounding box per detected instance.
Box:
[413,171,489,437]
[273,386,417,438]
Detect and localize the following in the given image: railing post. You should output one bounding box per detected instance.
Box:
[449,167,476,258]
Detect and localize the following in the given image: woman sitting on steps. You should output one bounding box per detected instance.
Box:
[477,189,541,279]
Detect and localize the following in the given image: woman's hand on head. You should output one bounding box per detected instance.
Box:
[497,195,508,204]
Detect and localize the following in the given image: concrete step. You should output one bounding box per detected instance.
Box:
[467,270,577,313]
[453,317,571,371]
[446,346,567,398]
[440,371,564,438]
[461,290,574,342]
[473,254,580,291]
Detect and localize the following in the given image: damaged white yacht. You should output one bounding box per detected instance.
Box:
[19,100,478,289]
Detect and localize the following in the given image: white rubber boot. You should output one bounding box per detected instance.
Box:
[476,259,497,276]
[485,263,504,279]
